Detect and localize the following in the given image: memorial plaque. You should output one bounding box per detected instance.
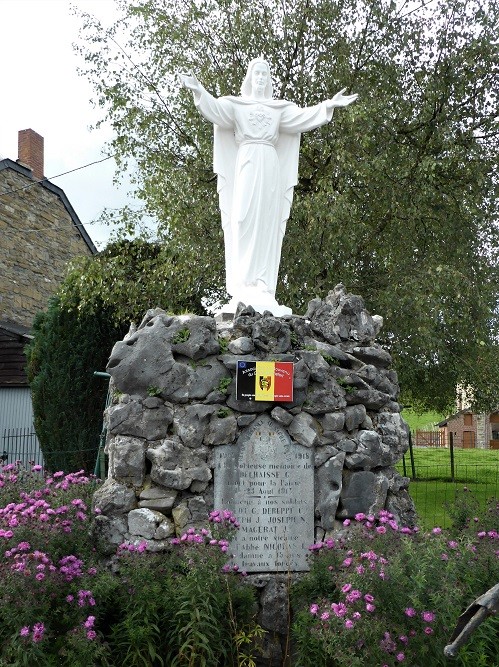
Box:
[214,415,314,572]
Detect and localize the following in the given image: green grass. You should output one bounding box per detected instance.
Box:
[400,408,446,432]
[396,447,499,529]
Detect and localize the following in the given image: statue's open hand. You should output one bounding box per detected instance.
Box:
[179,72,200,91]
[329,88,358,108]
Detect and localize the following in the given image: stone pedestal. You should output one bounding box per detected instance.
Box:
[92,284,416,664]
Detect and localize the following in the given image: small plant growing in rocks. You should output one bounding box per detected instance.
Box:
[172,327,190,344]
[218,377,232,394]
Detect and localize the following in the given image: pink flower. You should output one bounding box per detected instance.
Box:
[355,513,366,521]
[399,635,408,644]
[424,626,434,635]
[366,603,376,613]
[422,611,435,623]
[447,540,458,549]
[310,603,319,615]
[331,602,348,617]
[86,630,97,640]
[376,526,387,534]
[346,589,362,604]
[364,594,374,603]
[20,626,30,637]
[396,653,405,662]
[345,619,354,629]
[32,622,45,643]
[441,553,449,561]
[32,465,42,472]
[342,558,353,567]
[320,611,330,621]
[343,519,351,526]
[404,607,416,617]
[84,616,95,629]
[432,527,442,534]
[341,583,352,593]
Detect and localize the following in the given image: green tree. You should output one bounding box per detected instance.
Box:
[25,298,126,473]
[60,238,206,323]
[74,0,499,412]
[27,238,201,472]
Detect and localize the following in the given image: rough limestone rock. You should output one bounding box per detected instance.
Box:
[270,406,294,427]
[174,404,217,448]
[303,378,347,414]
[128,508,166,539]
[107,435,146,487]
[107,316,179,397]
[316,452,346,529]
[228,336,255,355]
[168,356,228,402]
[92,515,128,555]
[352,345,392,368]
[314,445,339,467]
[205,411,238,445]
[146,439,211,490]
[252,315,292,353]
[92,479,137,516]
[298,350,331,383]
[288,412,320,448]
[107,398,174,441]
[138,485,177,512]
[344,404,367,432]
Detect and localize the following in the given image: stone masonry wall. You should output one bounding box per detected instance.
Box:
[93,284,415,555]
[93,284,416,665]
[0,168,93,327]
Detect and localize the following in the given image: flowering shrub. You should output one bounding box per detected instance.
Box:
[2,463,497,666]
[292,504,499,666]
[109,508,256,666]
[0,463,257,665]
[0,464,108,666]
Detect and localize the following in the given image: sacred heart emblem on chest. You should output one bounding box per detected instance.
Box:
[249,105,272,128]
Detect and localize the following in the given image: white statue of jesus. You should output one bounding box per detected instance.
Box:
[181,58,357,316]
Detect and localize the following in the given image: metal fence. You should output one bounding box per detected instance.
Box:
[2,427,44,467]
[393,433,499,527]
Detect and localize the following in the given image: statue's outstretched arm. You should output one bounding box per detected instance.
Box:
[179,72,202,94]
[326,88,358,110]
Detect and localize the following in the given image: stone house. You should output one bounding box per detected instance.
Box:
[437,410,499,449]
[0,129,97,462]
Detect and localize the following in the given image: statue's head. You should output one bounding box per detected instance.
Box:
[241,58,273,99]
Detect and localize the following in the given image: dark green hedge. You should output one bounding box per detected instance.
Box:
[26,297,126,473]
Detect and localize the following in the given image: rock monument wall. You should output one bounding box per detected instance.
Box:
[93,284,415,558]
[92,284,416,664]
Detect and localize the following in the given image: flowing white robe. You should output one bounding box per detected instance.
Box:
[192,86,333,310]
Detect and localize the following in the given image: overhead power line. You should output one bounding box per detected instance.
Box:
[0,154,116,198]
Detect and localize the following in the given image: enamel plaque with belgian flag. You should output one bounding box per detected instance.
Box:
[236,361,294,402]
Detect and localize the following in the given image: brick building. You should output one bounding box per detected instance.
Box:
[437,410,499,450]
[0,129,97,462]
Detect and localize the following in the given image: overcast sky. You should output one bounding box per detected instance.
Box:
[0,0,133,249]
